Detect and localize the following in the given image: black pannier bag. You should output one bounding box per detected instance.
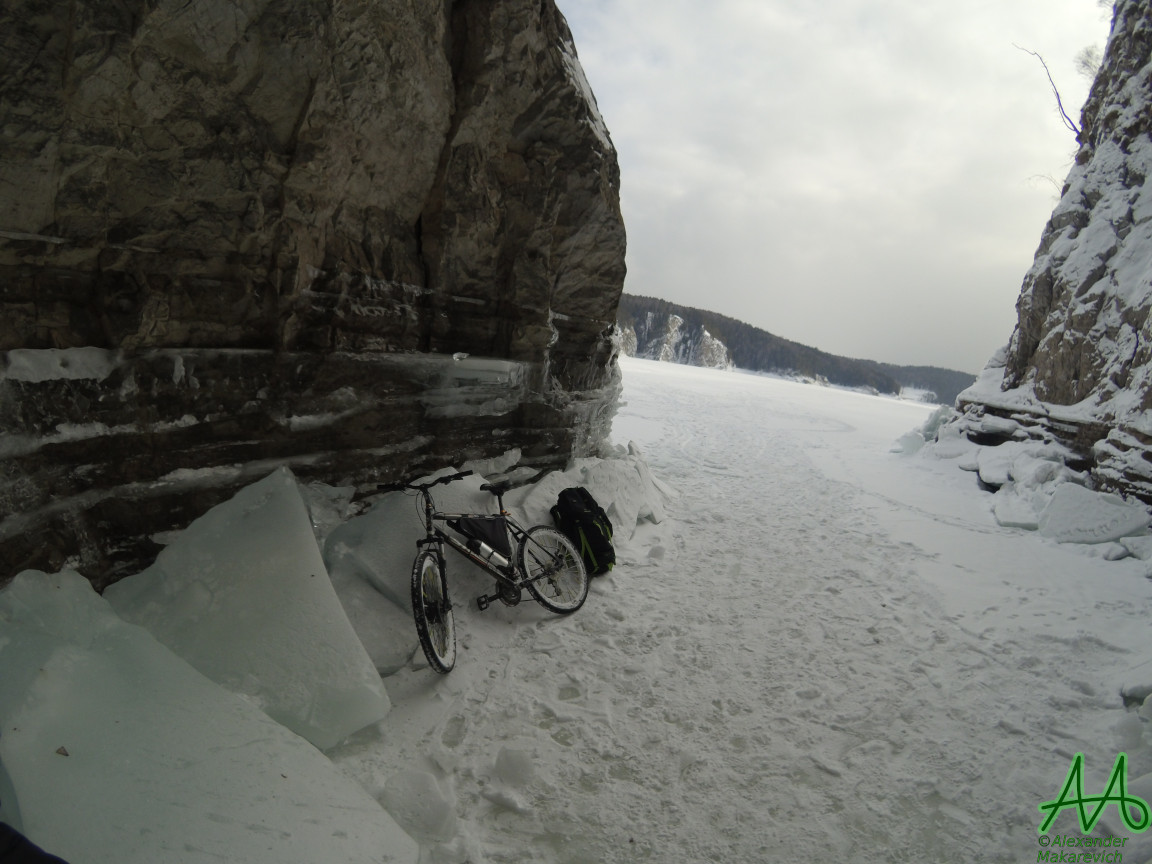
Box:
[550,487,615,575]
[448,516,512,557]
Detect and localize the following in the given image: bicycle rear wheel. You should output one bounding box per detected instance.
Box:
[519,526,588,614]
[411,550,456,673]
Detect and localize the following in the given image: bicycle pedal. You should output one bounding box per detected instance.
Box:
[477,594,493,612]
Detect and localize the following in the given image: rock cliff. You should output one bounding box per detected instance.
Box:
[622,313,733,370]
[0,0,626,586]
[954,0,1152,501]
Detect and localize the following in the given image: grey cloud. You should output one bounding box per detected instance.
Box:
[564,0,1108,371]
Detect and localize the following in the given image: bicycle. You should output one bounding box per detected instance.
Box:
[377,470,589,674]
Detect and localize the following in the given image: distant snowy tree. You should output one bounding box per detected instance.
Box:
[1075,44,1103,80]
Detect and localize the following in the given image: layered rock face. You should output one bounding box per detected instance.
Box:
[955,0,1152,500]
[0,0,626,586]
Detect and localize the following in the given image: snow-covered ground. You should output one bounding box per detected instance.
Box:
[352,356,1152,862]
[4,355,1152,863]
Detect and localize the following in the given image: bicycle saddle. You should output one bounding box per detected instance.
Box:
[480,478,515,496]
[480,468,549,496]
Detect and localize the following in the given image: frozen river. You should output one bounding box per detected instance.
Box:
[332,356,1152,862]
[7,356,1152,863]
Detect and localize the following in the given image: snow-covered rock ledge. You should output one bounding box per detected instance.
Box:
[953,347,1152,502]
[897,405,1152,553]
[0,447,671,864]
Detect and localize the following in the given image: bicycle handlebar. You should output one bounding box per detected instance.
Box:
[377,469,473,494]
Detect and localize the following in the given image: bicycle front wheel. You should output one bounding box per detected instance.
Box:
[411,550,456,673]
[519,526,589,614]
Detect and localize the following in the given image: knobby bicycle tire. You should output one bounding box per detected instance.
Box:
[411,550,456,673]
[519,526,589,614]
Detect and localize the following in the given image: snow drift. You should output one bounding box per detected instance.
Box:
[6,356,1152,862]
[0,447,669,863]
[0,570,418,864]
[104,467,391,750]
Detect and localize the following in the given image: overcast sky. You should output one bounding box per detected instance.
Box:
[562,0,1113,373]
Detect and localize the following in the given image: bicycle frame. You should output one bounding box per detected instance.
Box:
[412,485,528,588]
[380,469,588,672]
[380,470,588,631]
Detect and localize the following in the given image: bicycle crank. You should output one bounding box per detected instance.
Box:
[476,580,521,611]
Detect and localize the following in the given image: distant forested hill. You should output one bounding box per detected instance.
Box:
[873,363,978,406]
[617,294,976,404]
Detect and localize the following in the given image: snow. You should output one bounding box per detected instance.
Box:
[1037,482,1151,544]
[5,355,1152,861]
[0,570,417,864]
[321,467,501,674]
[903,403,1152,546]
[0,348,118,383]
[104,467,391,750]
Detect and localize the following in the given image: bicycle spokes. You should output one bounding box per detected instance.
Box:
[412,551,456,673]
[423,573,449,636]
[520,526,588,613]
